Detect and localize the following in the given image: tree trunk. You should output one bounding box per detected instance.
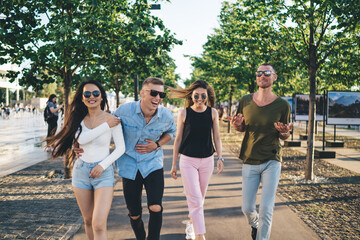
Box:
[227,85,234,133]
[115,80,120,108]
[63,69,72,179]
[305,65,316,180]
[134,75,139,101]
[63,69,72,114]
[305,9,317,180]
[248,80,256,93]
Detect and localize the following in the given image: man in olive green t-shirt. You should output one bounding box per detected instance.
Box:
[229,63,293,240]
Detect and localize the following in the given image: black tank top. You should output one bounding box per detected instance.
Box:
[179,106,215,158]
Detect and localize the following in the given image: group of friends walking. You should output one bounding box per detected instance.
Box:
[46,63,293,240]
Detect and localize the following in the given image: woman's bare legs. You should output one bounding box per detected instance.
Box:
[92,186,114,240]
[73,187,94,240]
[73,186,113,240]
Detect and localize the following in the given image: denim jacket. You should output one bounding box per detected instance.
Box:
[114,101,176,180]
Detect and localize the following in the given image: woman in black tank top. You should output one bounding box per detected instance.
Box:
[169,80,224,240]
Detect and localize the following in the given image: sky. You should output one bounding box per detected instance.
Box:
[150,0,234,83]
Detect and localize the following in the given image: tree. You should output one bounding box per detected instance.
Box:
[191,1,300,98]
[1,0,125,110]
[274,0,360,180]
[191,0,360,180]
[1,0,128,178]
[0,0,181,108]
[191,0,293,128]
[0,0,180,177]
[79,1,181,107]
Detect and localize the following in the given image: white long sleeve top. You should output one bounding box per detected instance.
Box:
[77,121,125,170]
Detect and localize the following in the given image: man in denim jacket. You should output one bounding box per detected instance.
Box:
[114,77,176,240]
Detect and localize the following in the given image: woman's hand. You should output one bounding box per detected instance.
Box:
[73,142,83,158]
[170,165,178,180]
[106,115,121,128]
[89,165,104,178]
[216,159,224,175]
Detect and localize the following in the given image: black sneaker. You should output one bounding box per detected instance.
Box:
[251,227,257,240]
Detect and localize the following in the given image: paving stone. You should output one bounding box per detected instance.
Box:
[0,157,82,239]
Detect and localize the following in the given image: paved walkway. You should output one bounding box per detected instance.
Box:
[294,140,360,174]
[72,141,320,240]
[284,122,360,174]
[0,113,49,177]
[0,115,358,239]
[0,156,82,239]
[294,121,360,139]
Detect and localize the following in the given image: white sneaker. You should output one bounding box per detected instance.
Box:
[185,222,195,240]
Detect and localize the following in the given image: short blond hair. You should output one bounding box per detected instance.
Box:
[142,77,164,89]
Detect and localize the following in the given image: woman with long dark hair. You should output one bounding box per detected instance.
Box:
[169,79,224,240]
[45,94,63,149]
[47,79,125,239]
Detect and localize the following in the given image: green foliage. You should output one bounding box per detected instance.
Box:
[190,0,303,103]
[0,0,181,108]
[190,0,360,101]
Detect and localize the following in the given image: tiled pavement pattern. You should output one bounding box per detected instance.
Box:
[0,157,82,239]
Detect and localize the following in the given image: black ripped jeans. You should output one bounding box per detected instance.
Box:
[122,168,164,240]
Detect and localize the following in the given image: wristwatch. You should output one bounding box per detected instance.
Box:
[280,132,289,136]
[155,141,161,150]
[218,157,224,162]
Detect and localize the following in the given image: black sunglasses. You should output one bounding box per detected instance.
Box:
[256,70,273,77]
[146,89,166,99]
[194,94,207,100]
[83,90,101,98]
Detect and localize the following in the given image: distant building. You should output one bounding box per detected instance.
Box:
[0,64,22,106]
[106,92,134,112]
[31,97,48,110]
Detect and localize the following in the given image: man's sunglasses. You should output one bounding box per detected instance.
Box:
[83,90,101,98]
[256,70,274,77]
[194,94,207,100]
[146,89,166,99]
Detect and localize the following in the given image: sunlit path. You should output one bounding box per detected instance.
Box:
[0,113,49,177]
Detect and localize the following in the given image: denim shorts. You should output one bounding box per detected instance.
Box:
[72,159,114,190]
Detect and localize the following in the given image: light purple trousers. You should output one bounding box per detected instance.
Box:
[180,154,214,235]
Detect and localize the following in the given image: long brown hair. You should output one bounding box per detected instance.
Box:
[46,79,109,167]
[168,79,215,108]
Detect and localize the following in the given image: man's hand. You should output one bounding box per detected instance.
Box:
[274,122,294,137]
[227,113,245,132]
[106,115,121,128]
[135,139,157,154]
[89,165,104,178]
[73,142,84,158]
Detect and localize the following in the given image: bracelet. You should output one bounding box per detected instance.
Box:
[280,132,289,136]
[217,157,224,162]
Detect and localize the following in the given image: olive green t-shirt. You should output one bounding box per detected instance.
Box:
[237,94,290,165]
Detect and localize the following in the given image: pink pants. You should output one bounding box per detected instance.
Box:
[180,154,214,235]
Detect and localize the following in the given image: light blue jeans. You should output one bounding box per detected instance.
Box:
[242,160,281,240]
